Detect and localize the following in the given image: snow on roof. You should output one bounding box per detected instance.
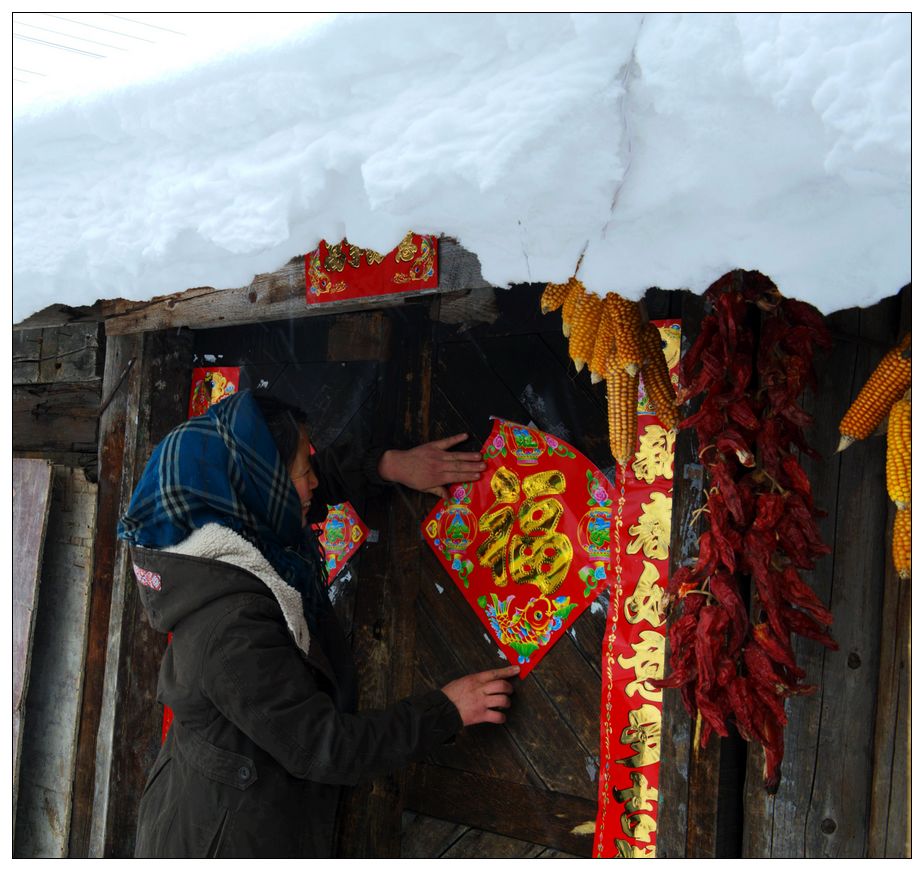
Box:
[12,12,910,323]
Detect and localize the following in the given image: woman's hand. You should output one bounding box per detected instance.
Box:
[442,665,520,726]
[378,433,487,499]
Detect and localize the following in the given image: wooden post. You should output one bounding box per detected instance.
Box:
[68,332,142,858]
[334,304,432,857]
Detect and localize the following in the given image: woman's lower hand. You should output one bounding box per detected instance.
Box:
[441,665,520,726]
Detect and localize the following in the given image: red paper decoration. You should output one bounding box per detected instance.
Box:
[305,232,438,304]
[594,318,681,859]
[313,502,369,583]
[188,366,240,418]
[422,418,613,678]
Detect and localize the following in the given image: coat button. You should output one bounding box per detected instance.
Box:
[238,766,251,780]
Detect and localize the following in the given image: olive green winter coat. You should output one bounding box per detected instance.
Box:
[131,524,461,858]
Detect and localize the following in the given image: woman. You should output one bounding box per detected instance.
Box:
[119,389,517,858]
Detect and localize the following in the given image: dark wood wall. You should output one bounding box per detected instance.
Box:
[19,274,908,858]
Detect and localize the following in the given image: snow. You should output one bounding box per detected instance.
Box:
[12,12,910,323]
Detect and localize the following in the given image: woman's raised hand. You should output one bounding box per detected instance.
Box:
[441,665,520,726]
[377,433,487,499]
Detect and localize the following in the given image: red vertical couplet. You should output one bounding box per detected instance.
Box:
[594,320,681,858]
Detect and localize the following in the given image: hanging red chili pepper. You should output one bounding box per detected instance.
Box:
[657,270,836,793]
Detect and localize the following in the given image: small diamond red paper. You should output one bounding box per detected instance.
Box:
[422,418,614,677]
[313,501,369,583]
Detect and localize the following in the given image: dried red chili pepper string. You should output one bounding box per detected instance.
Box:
[656,271,836,792]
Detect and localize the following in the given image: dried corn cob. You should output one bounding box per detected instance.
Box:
[838,332,912,450]
[893,506,911,580]
[640,322,680,430]
[607,368,639,465]
[568,291,603,373]
[589,306,614,384]
[560,278,586,338]
[886,392,911,509]
[603,292,644,376]
[540,280,571,315]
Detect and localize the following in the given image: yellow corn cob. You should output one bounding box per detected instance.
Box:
[540,281,570,315]
[641,322,680,430]
[839,332,912,450]
[893,506,911,580]
[569,291,603,373]
[607,368,639,466]
[886,392,911,509]
[603,292,644,376]
[589,306,614,384]
[560,278,586,338]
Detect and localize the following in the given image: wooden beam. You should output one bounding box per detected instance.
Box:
[67,332,143,858]
[104,238,491,336]
[404,763,598,857]
[14,467,97,858]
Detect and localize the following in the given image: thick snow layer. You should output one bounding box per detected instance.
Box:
[12,12,910,322]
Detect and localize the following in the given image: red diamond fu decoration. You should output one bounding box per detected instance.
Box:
[422,418,614,677]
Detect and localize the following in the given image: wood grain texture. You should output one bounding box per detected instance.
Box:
[14,467,96,858]
[98,329,194,858]
[13,381,101,454]
[13,323,103,384]
[867,285,911,859]
[334,306,431,858]
[69,332,142,858]
[405,764,597,856]
[12,459,55,822]
[741,294,902,857]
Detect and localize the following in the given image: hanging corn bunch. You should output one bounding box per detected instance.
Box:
[838,332,912,581]
[640,322,680,430]
[568,291,603,374]
[886,391,911,510]
[607,368,639,466]
[893,507,911,580]
[838,332,911,450]
[541,278,679,467]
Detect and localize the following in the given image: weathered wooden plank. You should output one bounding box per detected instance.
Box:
[104,238,487,336]
[405,764,598,856]
[12,458,55,822]
[413,585,548,789]
[98,328,194,858]
[14,467,97,858]
[12,328,43,383]
[68,332,143,859]
[400,812,469,858]
[867,285,911,859]
[417,544,599,800]
[440,827,547,858]
[334,305,431,858]
[13,323,103,384]
[13,381,101,454]
[742,296,899,857]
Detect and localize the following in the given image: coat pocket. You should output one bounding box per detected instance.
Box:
[174,721,258,790]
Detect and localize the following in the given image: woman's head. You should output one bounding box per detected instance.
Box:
[254,394,319,526]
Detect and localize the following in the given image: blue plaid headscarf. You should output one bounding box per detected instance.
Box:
[118,389,329,633]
